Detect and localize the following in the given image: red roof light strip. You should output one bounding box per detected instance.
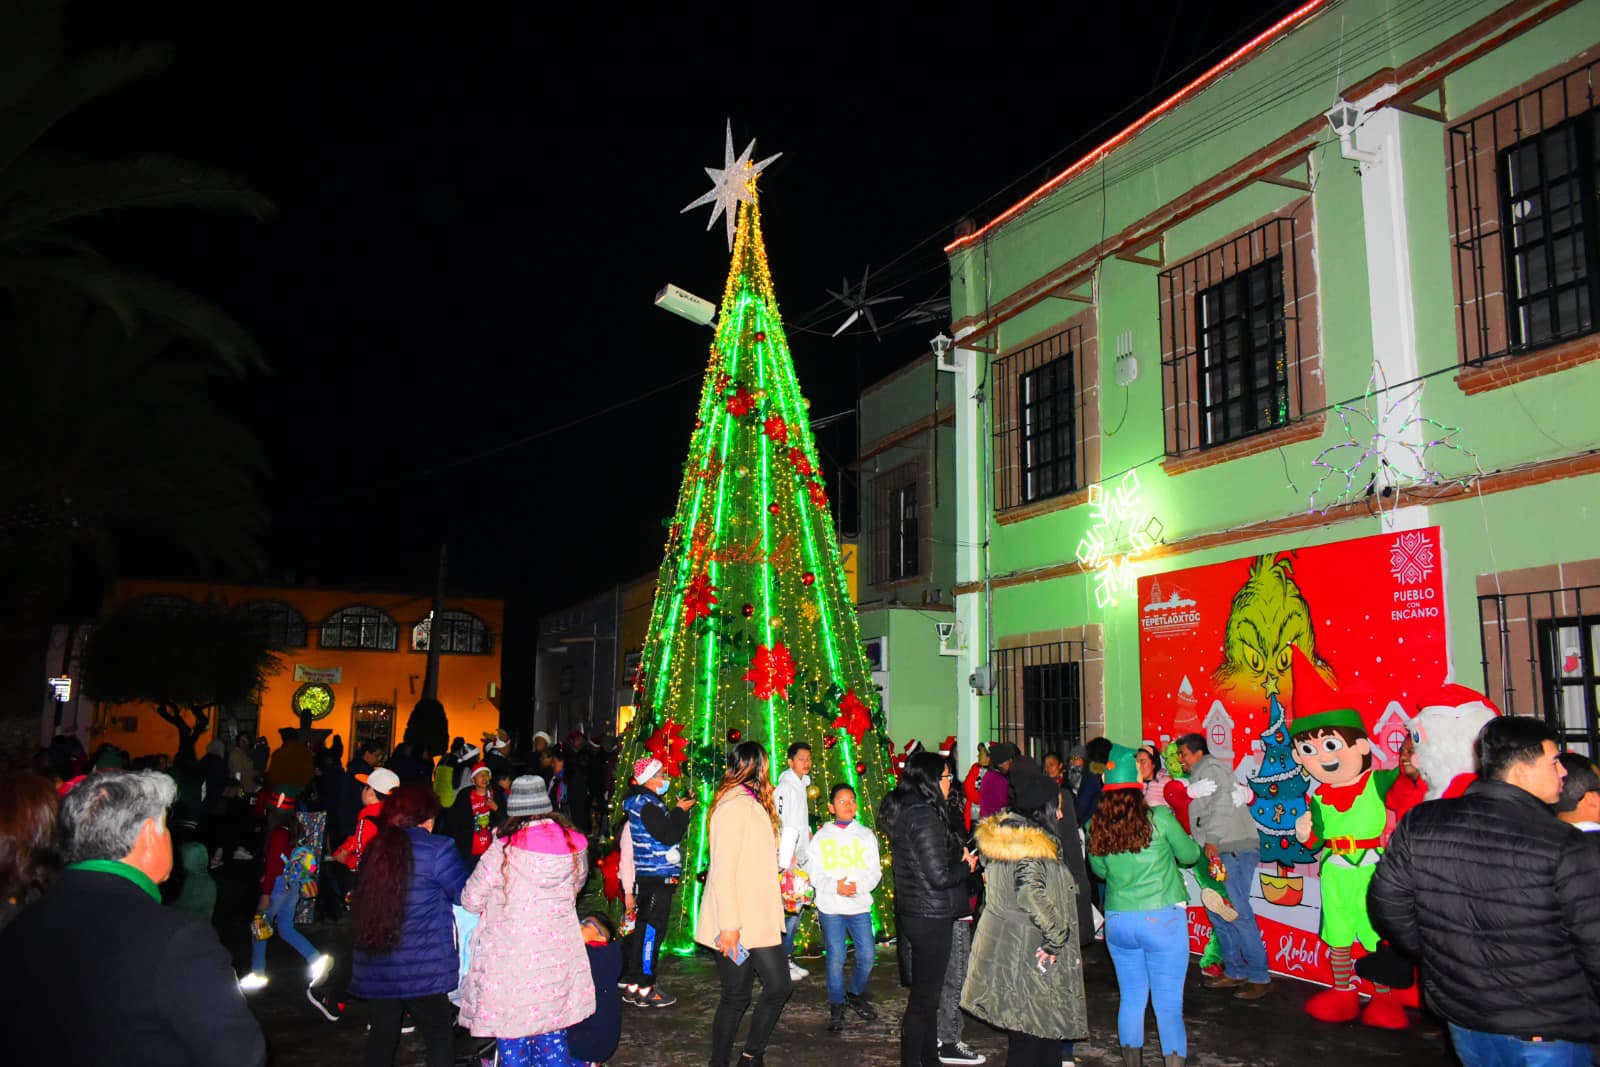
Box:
[945,0,1330,254]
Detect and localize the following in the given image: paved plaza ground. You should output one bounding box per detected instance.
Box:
[232,881,1458,1067]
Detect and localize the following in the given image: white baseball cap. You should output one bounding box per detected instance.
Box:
[357,767,401,796]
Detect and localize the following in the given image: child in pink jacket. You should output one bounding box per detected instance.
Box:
[457,776,593,1066]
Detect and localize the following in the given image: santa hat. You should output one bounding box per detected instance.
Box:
[469,763,491,780]
[633,757,664,784]
[1286,646,1366,738]
[1414,684,1501,719]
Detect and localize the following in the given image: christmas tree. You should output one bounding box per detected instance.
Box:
[1248,694,1316,868]
[612,136,895,954]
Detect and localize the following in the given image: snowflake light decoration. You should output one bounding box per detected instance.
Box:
[1075,469,1163,608]
[1306,362,1478,526]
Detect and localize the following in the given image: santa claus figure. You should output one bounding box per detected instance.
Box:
[1411,685,1501,799]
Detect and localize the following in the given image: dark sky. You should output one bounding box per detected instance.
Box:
[58,0,1299,708]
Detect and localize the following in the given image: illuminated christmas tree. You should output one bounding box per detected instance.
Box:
[612,129,896,954]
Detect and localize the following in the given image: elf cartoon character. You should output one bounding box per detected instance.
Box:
[1286,647,1408,1030]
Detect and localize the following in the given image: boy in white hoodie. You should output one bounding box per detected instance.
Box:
[807,783,882,1031]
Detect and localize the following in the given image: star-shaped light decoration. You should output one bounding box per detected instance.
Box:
[682,119,781,250]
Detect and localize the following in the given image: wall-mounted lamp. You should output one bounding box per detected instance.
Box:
[1325,101,1380,167]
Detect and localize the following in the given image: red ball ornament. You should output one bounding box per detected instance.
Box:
[754,331,767,342]
[823,734,838,749]
[768,502,781,515]
[727,728,741,743]
[801,572,816,586]
[742,603,755,617]
[854,762,866,774]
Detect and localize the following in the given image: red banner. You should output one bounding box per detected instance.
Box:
[1137,527,1450,985]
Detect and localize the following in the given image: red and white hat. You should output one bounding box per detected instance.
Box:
[355,767,400,796]
[633,756,664,784]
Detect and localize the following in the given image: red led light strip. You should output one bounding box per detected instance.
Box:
[945,0,1329,254]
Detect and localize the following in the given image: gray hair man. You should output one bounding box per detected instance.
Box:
[0,770,266,1067]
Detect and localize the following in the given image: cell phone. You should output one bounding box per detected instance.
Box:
[732,941,749,965]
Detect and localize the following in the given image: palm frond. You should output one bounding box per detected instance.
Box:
[0,43,173,176]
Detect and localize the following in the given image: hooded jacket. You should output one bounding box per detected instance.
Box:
[350,829,470,1000]
[773,767,812,868]
[885,792,968,920]
[622,783,689,878]
[1369,779,1600,1043]
[805,819,881,916]
[960,813,1088,1041]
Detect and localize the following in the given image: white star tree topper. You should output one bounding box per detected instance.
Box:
[681,119,780,250]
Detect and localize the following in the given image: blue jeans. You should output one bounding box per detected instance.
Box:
[251,875,319,974]
[781,911,800,956]
[1206,849,1270,984]
[1448,1024,1592,1066]
[818,910,874,1004]
[1105,906,1189,1056]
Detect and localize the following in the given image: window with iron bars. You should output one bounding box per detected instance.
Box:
[1478,585,1600,757]
[992,324,1088,512]
[415,610,493,654]
[869,463,921,584]
[991,642,1085,765]
[320,605,399,651]
[1158,210,1310,456]
[245,599,308,648]
[1448,58,1600,365]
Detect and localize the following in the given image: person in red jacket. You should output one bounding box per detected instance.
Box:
[331,768,400,871]
[1384,737,1428,831]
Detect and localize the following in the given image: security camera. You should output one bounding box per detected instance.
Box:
[936,621,955,642]
[1324,102,1362,137]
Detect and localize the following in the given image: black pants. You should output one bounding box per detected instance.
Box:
[365,993,453,1067]
[897,915,954,1067]
[710,944,792,1065]
[623,875,678,988]
[1006,1031,1062,1066]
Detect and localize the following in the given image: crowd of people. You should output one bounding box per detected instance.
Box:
[2,710,1598,1067]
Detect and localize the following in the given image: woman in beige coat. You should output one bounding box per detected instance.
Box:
[694,741,794,1067]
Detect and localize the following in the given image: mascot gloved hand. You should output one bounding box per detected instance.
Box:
[1286,648,1408,1030]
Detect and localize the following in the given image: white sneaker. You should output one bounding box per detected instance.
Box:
[307,954,333,986]
[787,960,808,980]
[238,972,269,992]
[232,846,254,861]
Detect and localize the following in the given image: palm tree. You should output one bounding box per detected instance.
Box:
[0,0,271,371]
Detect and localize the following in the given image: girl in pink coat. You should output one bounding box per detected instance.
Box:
[457,775,594,1065]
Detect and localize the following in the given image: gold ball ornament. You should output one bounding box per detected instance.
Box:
[806,784,821,802]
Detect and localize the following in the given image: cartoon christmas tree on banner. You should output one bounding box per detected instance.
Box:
[1249,694,1317,878]
[612,125,895,954]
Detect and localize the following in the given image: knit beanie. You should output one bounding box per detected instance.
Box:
[506,775,553,817]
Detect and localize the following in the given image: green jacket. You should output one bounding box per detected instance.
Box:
[1088,806,1201,913]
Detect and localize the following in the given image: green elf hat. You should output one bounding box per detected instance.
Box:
[1286,645,1368,738]
[1102,744,1144,791]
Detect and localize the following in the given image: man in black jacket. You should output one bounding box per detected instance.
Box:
[1370,716,1600,1063]
[0,770,266,1066]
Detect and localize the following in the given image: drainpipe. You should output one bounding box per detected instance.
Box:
[1330,94,1430,531]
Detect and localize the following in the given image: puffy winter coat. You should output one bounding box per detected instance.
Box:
[457,822,593,1038]
[888,797,969,920]
[350,829,470,1000]
[960,813,1088,1041]
[1369,779,1600,1043]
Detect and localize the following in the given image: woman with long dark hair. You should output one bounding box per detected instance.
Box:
[695,741,793,1067]
[882,750,977,1067]
[0,771,61,933]
[1088,744,1201,1067]
[457,775,594,1065]
[349,784,468,1067]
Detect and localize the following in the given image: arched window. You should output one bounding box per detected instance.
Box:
[244,599,308,648]
[320,606,399,651]
[124,594,192,618]
[413,610,492,655]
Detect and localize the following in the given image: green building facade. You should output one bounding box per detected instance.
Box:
[939,0,1600,763]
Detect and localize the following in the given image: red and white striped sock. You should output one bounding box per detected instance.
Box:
[1329,945,1353,990]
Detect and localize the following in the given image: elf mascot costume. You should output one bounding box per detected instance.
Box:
[1286,648,1408,1030]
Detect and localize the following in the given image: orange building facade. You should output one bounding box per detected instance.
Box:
[88,579,504,760]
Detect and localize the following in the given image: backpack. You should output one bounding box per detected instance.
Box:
[284,842,320,899]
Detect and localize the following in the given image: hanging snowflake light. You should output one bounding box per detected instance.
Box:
[1075,469,1163,608]
[1306,361,1478,525]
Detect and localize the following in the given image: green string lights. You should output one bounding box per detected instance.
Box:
[613,193,897,954]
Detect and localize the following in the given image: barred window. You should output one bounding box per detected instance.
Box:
[414,610,492,655]
[244,599,308,648]
[320,606,399,651]
[992,322,1093,513]
[992,641,1085,764]
[1478,582,1600,757]
[1448,58,1600,365]
[1020,358,1078,501]
[869,462,922,584]
[1197,257,1290,447]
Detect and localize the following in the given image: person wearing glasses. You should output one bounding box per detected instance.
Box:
[881,753,979,1067]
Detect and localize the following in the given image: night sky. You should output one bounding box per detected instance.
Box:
[56,1,1300,714]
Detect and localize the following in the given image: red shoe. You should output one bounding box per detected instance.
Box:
[1362,990,1410,1030]
[1394,983,1421,1009]
[1304,986,1361,1023]
[1200,963,1225,978]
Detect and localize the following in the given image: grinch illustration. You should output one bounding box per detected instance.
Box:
[1286,646,1408,1030]
[1212,554,1335,700]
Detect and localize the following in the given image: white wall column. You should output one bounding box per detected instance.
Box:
[948,324,986,767]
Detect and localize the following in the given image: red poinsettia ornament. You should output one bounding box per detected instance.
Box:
[763,416,788,445]
[726,385,755,417]
[683,571,718,625]
[645,719,689,777]
[832,689,873,745]
[597,848,623,901]
[788,447,812,476]
[806,481,829,509]
[744,642,797,701]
